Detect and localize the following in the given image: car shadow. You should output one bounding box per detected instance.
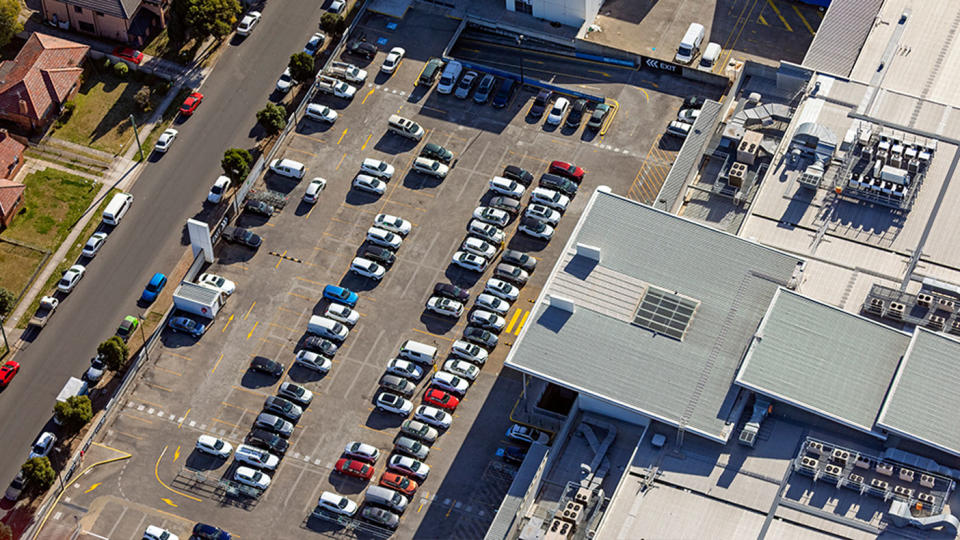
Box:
[419,312,457,335]
[541,122,560,133]
[241,367,282,389]
[235,212,270,228]
[159,332,201,349]
[287,365,329,384]
[297,119,335,135]
[328,470,368,495]
[185,451,227,472]
[402,172,441,191]
[363,411,406,431]
[507,234,549,253]
[372,135,417,155]
[293,200,313,217]
[444,266,481,289]
[339,273,378,293]
[345,190,382,207]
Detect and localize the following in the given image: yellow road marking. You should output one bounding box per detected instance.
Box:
[336,152,347,170]
[84,483,100,493]
[155,445,202,502]
[587,69,610,78]
[211,417,241,429]
[514,310,531,335]
[166,352,192,361]
[638,88,649,103]
[412,328,454,342]
[288,292,312,300]
[178,408,190,429]
[155,366,181,377]
[337,128,348,145]
[121,412,153,424]
[173,445,181,463]
[161,498,178,507]
[766,0,793,31]
[144,382,172,393]
[296,132,326,144]
[504,309,522,334]
[793,4,815,35]
[361,133,372,150]
[211,353,224,374]
[297,276,325,286]
[244,302,256,320]
[275,250,286,269]
[757,14,768,25]
[232,385,270,398]
[222,313,234,333]
[445,499,456,517]
[247,321,259,340]
[287,147,317,158]
[362,88,375,104]
[115,430,143,440]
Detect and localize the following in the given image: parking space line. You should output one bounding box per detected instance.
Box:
[718,0,762,72]
[514,310,531,335]
[155,445,203,502]
[222,313,234,333]
[211,353,224,374]
[287,147,317,158]
[114,430,143,441]
[211,417,242,429]
[361,133,373,150]
[232,385,270,398]
[336,152,347,170]
[165,352,192,362]
[757,14,769,25]
[221,401,258,414]
[277,305,303,316]
[121,412,153,424]
[359,423,387,433]
[243,301,256,320]
[144,382,172,392]
[296,276,325,286]
[504,309,522,334]
[287,291,312,300]
[275,250,286,269]
[412,327,454,342]
[766,0,793,31]
[295,133,326,144]
[247,321,259,339]
[178,408,190,429]
[154,366,182,377]
[382,198,429,212]
[792,4,815,35]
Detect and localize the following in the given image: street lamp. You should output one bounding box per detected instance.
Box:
[138,312,149,363]
[516,34,525,85]
[0,316,8,357]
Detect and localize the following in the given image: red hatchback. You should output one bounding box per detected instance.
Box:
[548,161,585,183]
[335,458,373,480]
[423,388,459,411]
[0,361,19,387]
[380,471,417,496]
[179,92,204,116]
[112,47,144,65]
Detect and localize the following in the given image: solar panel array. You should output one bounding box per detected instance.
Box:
[633,287,700,341]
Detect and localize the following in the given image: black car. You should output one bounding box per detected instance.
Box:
[420,142,453,163]
[361,246,396,266]
[503,165,534,186]
[222,226,262,249]
[530,90,551,117]
[379,374,416,397]
[488,196,521,216]
[250,357,284,377]
[463,326,498,348]
[346,39,377,59]
[191,523,231,540]
[492,79,516,108]
[434,282,470,303]
[247,428,289,455]
[587,103,611,131]
[683,95,706,109]
[500,445,528,465]
[540,173,578,197]
[501,249,537,272]
[302,336,338,356]
[244,199,274,217]
[565,99,588,128]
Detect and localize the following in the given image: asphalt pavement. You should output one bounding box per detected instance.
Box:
[0,0,335,488]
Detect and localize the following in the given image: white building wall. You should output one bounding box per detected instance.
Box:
[505,0,604,28]
[577,394,652,428]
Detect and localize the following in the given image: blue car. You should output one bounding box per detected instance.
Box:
[168,316,207,337]
[192,523,231,540]
[323,284,358,307]
[140,272,167,303]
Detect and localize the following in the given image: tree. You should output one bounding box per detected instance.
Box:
[221,148,252,182]
[0,0,23,50]
[54,395,93,433]
[97,336,128,371]
[134,86,152,112]
[256,104,287,136]
[288,52,314,84]
[21,457,55,493]
[0,521,12,540]
[320,12,345,34]
[0,287,14,317]
[184,0,241,39]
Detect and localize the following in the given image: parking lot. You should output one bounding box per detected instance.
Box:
[42,7,724,540]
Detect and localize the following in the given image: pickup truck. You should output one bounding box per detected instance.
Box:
[28,296,58,328]
[327,62,367,84]
[315,76,357,99]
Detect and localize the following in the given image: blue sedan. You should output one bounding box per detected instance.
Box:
[140,272,167,303]
[323,284,358,307]
[168,316,207,337]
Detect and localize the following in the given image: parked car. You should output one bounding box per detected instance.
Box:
[81,231,107,258]
[413,406,451,430]
[294,350,332,373]
[518,217,555,240]
[153,128,178,153]
[254,413,293,438]
[304,104,337,124]
[366,227,403,249]
[476,293,510,315]
[386,359,423,380]
[303,178,327,204]
[506,424,550,445]
[206,176,231,204]
[454,70,478,99]
[196,435,233,458]
[323,285,358,306]
[495,263,530,285]
[115,315,139,342]
[275,68,296,93]
[111,46,143,64]
[376,391,414,416]
[491,79,516,108]
[565,99,588,128]
[462,236,497,259]
[278,382,314,406]
[426,296,463,318]
[473,74,496,104]
[269,158,306,179]
[360,158,395,180]
[431,371,469,395]
[345,39,377,59]
[373,214,411,235]
[443,359,479,381]
[350,257,386,280]
[473,206,510,227]
[539,173,578,197]
[28,432,56,460]
[489,177,525,198]
[344,441,381,463]
[420,142,453,163]
[244,199,274,217]
[485,278,520,301]
[303,32,326,56]
[433,283,470,303]
[423,388,459,411]
[387,454,430,480]
[198,273,236,296]
[317,491,358,516]
[530,89,551,117]
[140,272,167,303]
[57,264,85,293]
[501,250,537,272]
[191,524,231,540]
[400,420,438,444]
[546,97,569,125]
[587,103,611,130]
[353,174,386,195]
[381,46,405,73]
[236,11,261,36]
[168,316,206,337]
[530,187,570,211]
[467,220,504,244]
[678,108,700,124]
[222,226,261,248]
[84,355,105,383]
[500,445,528,465]
[379,374,416,397]
[361,245,396,267]
[325,303,359,326]
[393,436,429,460]
[469,310,506,332]
[247,429,289,455]
[179,91,203,115]
[451,251,488,272]
[463,326,498,348]
[525,204,561,225]
[234,466,271,490]
[249,357,284,377]
[263,396,303,422]
[143,526,178,540]
[488,196,521,215]
[303,336,338,357]
[335,458,374,480]
[3,471,23,501]
[380,471,418,496]
[503,165,534,186]
[548,160,585,183]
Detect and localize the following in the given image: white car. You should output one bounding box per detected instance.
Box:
[473,206,509,227]
[485,278,519,301]
[467,219,504,244]
[451,251,487,272]
[303,32,326,56]
[360,158,395,180]
[197,273,235,296]
[195,435,233,458]
[469,309,506,332]
[143,526,179,540]
[489,177,525,198]
[236,11,261,36]
[235,466,271,489]
[387,453,431,480]
[366,227,402,249]
[678,108,700,124]
[431,370,469,395]
[443,359,479,381]
[295,350,332,373]
[476,293,510,315]
[57,264,85,293]
[413,406,451,431]
[353,174,386,195]
[325,303,359,326]
[386,358,423,379]
[375,392,413,416]
[153,128,177,152]
[525,203,561,225]
[373,214,411,236]
[81,232,107,258]
[207,175,231,204]
[461,236,497,259]
[326,0,345,14]
[305,104,337,124]
[330,61,367,82]
[303,178,326,203]
[506,424,550,444]
[381,46,405,73]
[412,157,449,178]
[328,79,356,99]
[530,187,570,211]
[344,441,381,462]
[276,67,296,93]
[546,97,570,125]
[270,158,305,179]
[426,296,463,318]
[450,340,488,365]
[350,257,386,280]
[519,218,554,240]
[235,444,280,470]
[454,70,478,99]
[28,432,56,460]
[318,491,357,516]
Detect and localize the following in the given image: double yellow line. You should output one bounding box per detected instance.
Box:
[505,308,530,335]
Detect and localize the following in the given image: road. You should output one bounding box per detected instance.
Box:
[0,0,332,487]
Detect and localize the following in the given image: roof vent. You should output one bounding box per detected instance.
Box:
[549,295,575,313]
[575,243,601,262]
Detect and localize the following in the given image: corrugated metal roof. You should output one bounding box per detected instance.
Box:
[173,281,219,302]
[877,330,960,457]
[483,443,549,540]
[736,289,910,434]
[654,100,722,211]
[802,0,884,77]
[505,190,804,442]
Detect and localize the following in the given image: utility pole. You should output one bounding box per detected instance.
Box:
[138,313,149,363]
[516,35,525,85]
[129,114,144,161]
[0,316,8,357]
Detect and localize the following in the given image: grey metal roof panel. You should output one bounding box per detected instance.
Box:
[802,0,884,77]
[64,0,139,19]
[877,330,960,457]
[506,190,804,442]
[736,289,910,434]
[174,281,220,302]
[654,100,722,211]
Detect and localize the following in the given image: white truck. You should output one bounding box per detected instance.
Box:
[327,61,367,83]
[54,377,89,425]
[172,282,224,319]
[28,296,59,328]
[315,76,357,99]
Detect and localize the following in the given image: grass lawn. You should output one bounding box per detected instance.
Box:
[51,68,163,155]
[136,87,194,162]
[1,168,99,251]
[142,28,203,65]
[0,242,45,295]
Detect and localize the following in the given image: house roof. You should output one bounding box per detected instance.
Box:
[0,178,25,216]
[62,0,141,19]
[0,33,88,123]
[504,189,805,443]
[0,131,25,175]
[735,288,910,435]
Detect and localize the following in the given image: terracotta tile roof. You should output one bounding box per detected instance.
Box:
[0,178,24,216]
[0,132,24,176]
[0,33,88,123]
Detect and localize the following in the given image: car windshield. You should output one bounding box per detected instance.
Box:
[550,105,562,115]
[91,358,105,369]
[211,185,223,194]
[280,73,292,82]
[213,439,224,450]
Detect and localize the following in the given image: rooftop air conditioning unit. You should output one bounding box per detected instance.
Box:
[920,474,936,488]
[867,298,884,313]
[729,162,747,188]
[800,456,819,469]
[561,502,583,524]
[918,492,936,504]
[824,464,842,476]
[939,298,955,311]
[871,478,890,490]
[917,293,933,307]
[893,486,914,498]
[856,456,871,469]
[848,473,865,484]
[888,302,905,319]
[876,462,894,476]
[574,487,591,506]
[807,441,824,454]
[899,468,915,482]
[832,449,850,463]
[928,315,945,330]
[544,518,572,540]
[951,320,960,334]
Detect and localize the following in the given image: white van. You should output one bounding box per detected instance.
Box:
[398,339,436,366]
[365,485,409,513]
[698,42,721,72]
[307,315,348,342]
[102,193,133,225]
[437,60,462,94]
[666,120,692,139]
[387,115,424,141]
[675,23,705,64]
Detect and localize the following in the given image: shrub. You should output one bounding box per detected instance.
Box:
[103,57,112,70]
[55,102,76,128]
[0,287,14,317]
[320,12,345,34]
[97,336,129,371]
[288,52,314,83]
[21,457,55,493]
[134,86,152,112]
[113,61,129,77]
[256,104,287,135]
[221,148,252,182]
[54,395,92,433]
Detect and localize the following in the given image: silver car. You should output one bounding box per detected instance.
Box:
[394,435,429,460]
[255,413,294,438]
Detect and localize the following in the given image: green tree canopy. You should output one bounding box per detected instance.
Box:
[54,395,93,433]
[221,148,253,182]
[97,336,128,371]
[288,52,314,83]
[0,287,14,317]
[256,104,287,136]
[185,0,241,39]
[21,457,55,493]
[0,0,23,50]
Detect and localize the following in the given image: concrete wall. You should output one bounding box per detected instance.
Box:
[43,0,131,42]
[577,394,652,427]
[505,0,602,28]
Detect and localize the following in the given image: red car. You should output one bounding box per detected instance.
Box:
[112,47,144,65]
[0,361,19,387]
[380,471,417,496]
[423,388,459,411]
[179,92,204,116]
[335,458,373,480]
[548,160,585,183]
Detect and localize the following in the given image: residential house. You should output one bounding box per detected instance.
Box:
[0,33,88,134]
[41,0,169,46]
[0,179,25,228]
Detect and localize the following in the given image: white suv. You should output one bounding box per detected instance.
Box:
[530,187,570,211]
[451,251,487,272]
[426,296,463,317]
[461,236,497,259]
[451,340,488,365]
[350,257,386,280]
[412,157,449,178]
[437,60,463,94]
[489,177,525,198]
[467,220,504,244]
[360,158,394,179]
[373,214,411,235]
[366,227,402,249]
[317,491,358,516]
[235,444,279,470]
[353,174,386,195]
[376,392,413,416]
